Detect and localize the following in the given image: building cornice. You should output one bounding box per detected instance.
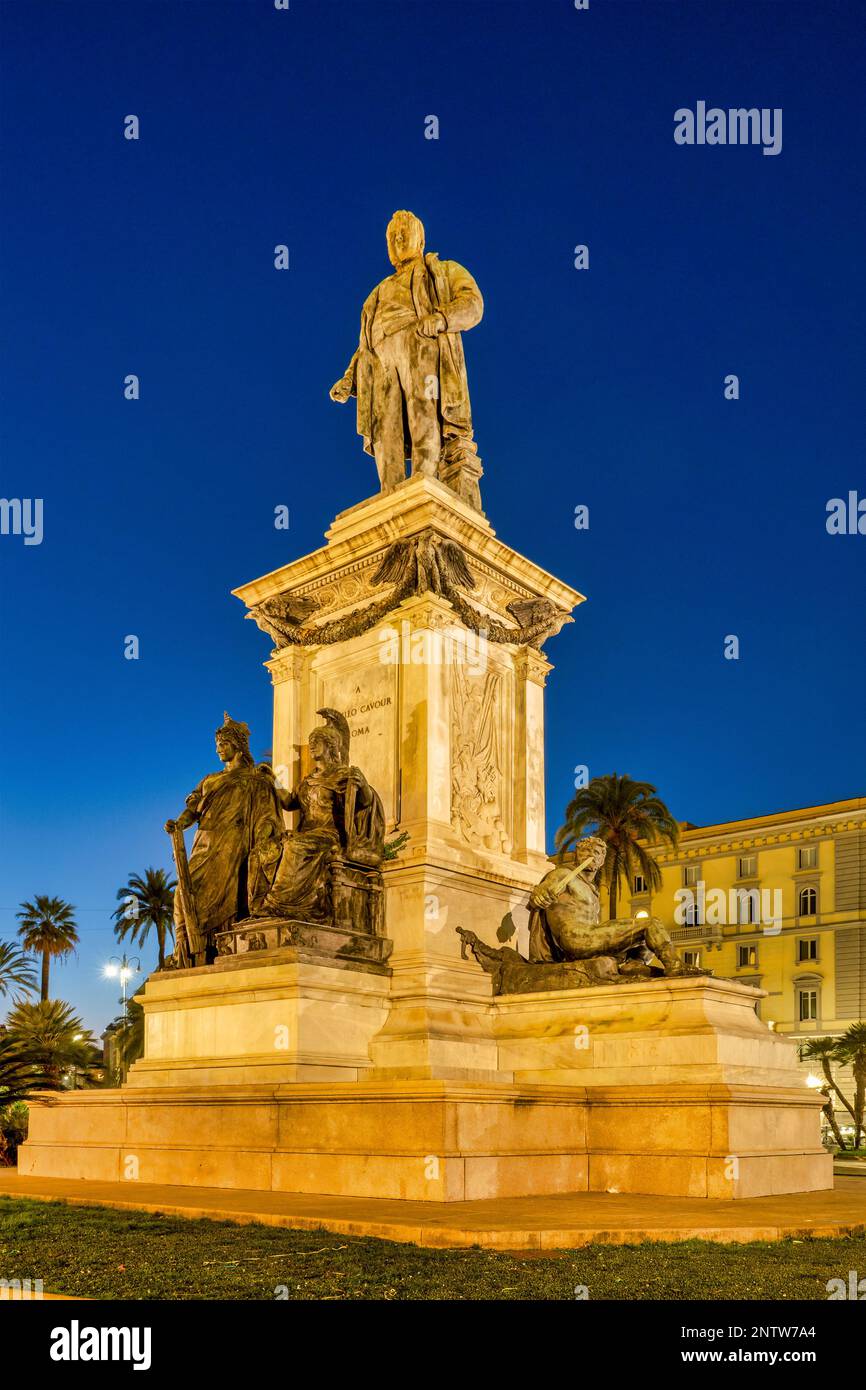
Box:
[650,803,866,864]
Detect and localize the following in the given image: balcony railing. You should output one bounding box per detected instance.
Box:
[671,924,723,944]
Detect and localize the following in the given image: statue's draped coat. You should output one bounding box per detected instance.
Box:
[346,253,483,458]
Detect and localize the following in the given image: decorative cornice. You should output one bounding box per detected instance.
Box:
[245,530,574,653]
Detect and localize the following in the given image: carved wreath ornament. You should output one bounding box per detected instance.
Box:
[247,531,571,651]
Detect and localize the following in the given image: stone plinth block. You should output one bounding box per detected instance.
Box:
[583,1084,831,1198]
[126,950,391,1088]
[492,975,808,1088]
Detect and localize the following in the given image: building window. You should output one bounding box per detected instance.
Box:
[797,937,819,963]
[737,944,758,969]
[737,854,757,878]
[798,886,818,916]
[798,988,818,1022]
[632,873,647,894]
[797,845,818,870]
[684,902,702,927]
[683,949,701,968]
[736,888,759,924]
[683,864,699,887]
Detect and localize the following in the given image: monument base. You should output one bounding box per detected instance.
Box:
[19,977,832,1201]
[19,1076,829,1202]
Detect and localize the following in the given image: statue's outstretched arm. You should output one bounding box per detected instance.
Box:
[528,860,594,909]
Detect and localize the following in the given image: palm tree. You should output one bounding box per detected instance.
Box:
[15,897,79,1001]
[0,1100,31,1167]
[0,941,37,1001]
[105,999,145,1084]
[817,1086,848,1153]
[801,1037,856,1143]
[4,1000,99,1089]
[555,773,680,920]
[0,1034,55,1108]
[835,1022,866,1150]
[112,868,176,969]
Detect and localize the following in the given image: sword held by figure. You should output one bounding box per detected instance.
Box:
[165,820,204,968]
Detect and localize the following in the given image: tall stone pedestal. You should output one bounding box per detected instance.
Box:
[233,475,583,1080]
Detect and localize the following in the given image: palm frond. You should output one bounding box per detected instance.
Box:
[0,941,38,999]
[16,896,79,956]
[553,773,679,920]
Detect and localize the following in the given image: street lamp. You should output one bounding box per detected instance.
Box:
[104,954,140,1016]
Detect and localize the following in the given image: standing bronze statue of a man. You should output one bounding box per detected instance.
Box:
[330,210,485,509]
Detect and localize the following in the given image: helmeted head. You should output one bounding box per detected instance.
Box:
[308,725,343,772]
[386,210,425,268]
[215,711,253,766]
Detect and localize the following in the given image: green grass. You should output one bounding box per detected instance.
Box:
[1,1197,864,1300]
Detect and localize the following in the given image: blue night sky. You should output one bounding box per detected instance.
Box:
[1,0,864,1033]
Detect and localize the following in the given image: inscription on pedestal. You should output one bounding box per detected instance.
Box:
[318,665,399,824]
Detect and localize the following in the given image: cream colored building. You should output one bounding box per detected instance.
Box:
[614,798,866,1101]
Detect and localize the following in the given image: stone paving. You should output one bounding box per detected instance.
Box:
[1,1171,864,1251]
